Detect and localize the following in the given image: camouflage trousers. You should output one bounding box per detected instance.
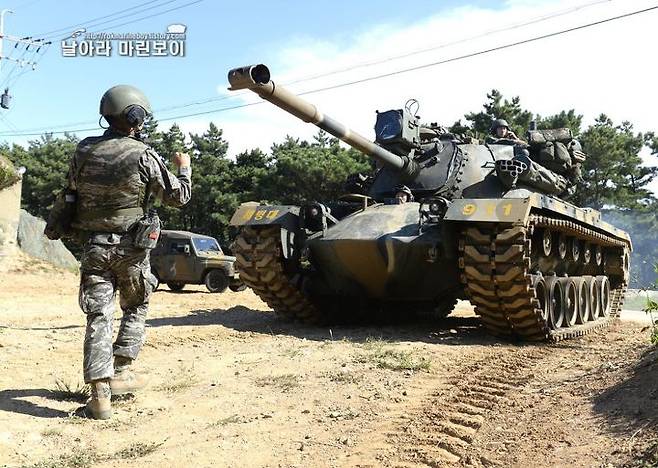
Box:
[79,242,155,383]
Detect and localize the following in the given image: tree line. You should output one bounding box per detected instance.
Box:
[2,89,657,286]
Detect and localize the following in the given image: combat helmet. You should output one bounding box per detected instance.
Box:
[99,85,152,124]
[490,118,510,134]
[394,184,414,201]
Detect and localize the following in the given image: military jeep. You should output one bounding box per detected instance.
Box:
[150,230,244,293]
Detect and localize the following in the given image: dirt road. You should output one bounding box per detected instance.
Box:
[1,255,656,467]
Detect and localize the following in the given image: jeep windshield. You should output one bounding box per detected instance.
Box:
[191,237,222,253]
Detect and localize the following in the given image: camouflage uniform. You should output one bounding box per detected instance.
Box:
[69,129,191,383]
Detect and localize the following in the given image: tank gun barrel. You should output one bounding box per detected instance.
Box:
[227,64,415,175]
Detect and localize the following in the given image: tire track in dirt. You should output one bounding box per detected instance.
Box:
[347,346,549,467]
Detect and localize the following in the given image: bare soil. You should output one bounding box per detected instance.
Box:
[0,254,656,468]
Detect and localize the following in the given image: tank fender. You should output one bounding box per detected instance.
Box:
[230,204,300,231]
[444,198,532,223]
[230,204,302,260]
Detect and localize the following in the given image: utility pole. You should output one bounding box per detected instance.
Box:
[0,9,13,75]
[0,11,49,110]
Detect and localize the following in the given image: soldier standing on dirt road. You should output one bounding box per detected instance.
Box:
[64,85,192,419]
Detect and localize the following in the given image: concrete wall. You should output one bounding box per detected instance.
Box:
[0,179,22,262]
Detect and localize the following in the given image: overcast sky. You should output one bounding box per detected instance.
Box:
[1,0,656,191]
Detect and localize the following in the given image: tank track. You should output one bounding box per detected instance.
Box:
[459,214,629,342]
[233,226,322,322]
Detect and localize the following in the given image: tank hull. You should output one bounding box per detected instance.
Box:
[307,203,460,300]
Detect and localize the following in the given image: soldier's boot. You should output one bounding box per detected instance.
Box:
[85,379,112,420]
[110,356,148,395]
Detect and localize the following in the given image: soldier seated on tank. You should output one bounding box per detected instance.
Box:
[394,185,414,204]
[486,118,527,146]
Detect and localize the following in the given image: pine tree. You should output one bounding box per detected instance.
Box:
[451,89,533,139]
[577,115,656,209]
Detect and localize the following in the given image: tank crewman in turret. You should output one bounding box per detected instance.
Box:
[486,118,527,145]
[67,85,192,419]
[394,185,414,204]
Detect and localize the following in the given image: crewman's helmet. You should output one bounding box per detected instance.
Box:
[99,85,152,127]
[490,118,510,134]
[394,185,414,201]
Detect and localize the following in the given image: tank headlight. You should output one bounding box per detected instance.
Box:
[428,198,448,217]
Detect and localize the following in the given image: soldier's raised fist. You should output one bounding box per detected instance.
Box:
[173,151,191,168]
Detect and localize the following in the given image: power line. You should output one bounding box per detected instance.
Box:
[82,0,203,37]
[31,0,167,38]
[44,0,188,40]
[0,0,615,134]
[155,0,616,112]
[1,3,656,137]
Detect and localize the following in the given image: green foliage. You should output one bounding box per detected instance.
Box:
[537,109,583,135]
[453,91,657,211]
[0,153,20,189]
[3,92,657,267]
[3,134,78,220]
[603,210,658,288]
[646,263,658,345]
[450,89,532,139]
[259,131,370,205]
[576,116,656,209]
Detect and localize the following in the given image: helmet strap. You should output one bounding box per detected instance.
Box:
[98,115,110,129]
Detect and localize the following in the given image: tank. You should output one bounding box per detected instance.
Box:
[227,64,632,342]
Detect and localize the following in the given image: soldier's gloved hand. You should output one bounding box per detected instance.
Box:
[172,151,191,169]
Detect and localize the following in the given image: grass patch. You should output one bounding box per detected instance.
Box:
[356,339,431,372]
[255,373,300,392]
[40,428,62,438]
[63,415,87,425]
[324,370,362,384]
[207,414,242,428]
[49,380,90,403]
[111,441,163,460]
[25,441,163,467]
[24,447,100,468]
[280,347,303,358]
[157,365,199,393]
[644,295,658,345]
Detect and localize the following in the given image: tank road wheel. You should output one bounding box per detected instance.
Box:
[541,229,552,257]
[594,245,603,267]
[432,295,458,320]
[588,276,601,320]
[575,278,590,324]
[582,243,592,265]
[557,233,568,261]
[167,282,185,292]
[570,238,581,263]
[546,277,565,330]
[233,226,323,322]
[596,275,612,317]
[560,278,578,328]
[205,269,230,293]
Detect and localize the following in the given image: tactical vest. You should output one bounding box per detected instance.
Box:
[72,133,146,233]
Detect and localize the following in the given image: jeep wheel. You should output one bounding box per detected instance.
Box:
[205,270,229,293]
[167,282,185,292]
[229,280,247,292]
